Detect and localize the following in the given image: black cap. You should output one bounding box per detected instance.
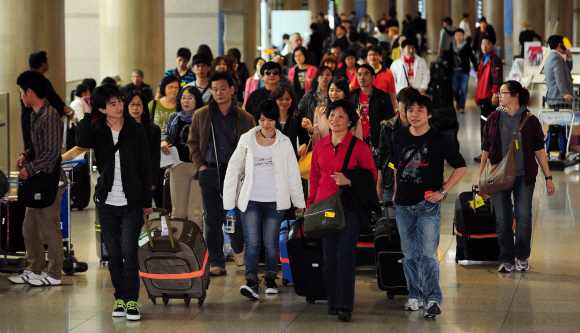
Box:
[191,53,211,66]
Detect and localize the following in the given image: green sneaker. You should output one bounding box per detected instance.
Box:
[125,301,142,321]
[112,299,126,317]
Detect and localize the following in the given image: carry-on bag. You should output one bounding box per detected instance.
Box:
[279,220,294,285]
[286,218,327,303]
[138,208,210,306]
[0,196,26,254]
[69,162,91,210]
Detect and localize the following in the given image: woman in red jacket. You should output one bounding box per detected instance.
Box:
[307,99,377,322]
[288,46,317,102]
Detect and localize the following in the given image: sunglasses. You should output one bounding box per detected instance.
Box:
[264,70,280,76]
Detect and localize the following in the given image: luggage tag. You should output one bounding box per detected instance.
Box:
[161,215,169,236]
[515,140,519,150]
[138,228,159,247]
[325,211,335,218]
[388,162,395,170]
[469,196,485,210]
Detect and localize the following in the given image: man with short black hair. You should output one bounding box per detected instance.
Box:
[119,69,154,103]
[9,70,67,287]
[392,94,466,319]
[545,35,574,102]
[185,53,213,104]
[246,61,283,122]
[366,45,397,109]
[187,72,255,276]
[438,17,457,58]
[164,47,195,86]
[334,25,351,52]
[21,51,71,151]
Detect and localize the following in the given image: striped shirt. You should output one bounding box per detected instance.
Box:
[105,129,128,206]
[22,100,66,183]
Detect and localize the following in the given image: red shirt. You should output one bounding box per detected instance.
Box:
[307,131,377,208]
[359,93,370,138]
[373,66,396,94]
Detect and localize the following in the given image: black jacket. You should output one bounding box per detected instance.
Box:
[447,42,478,75]
[297,88,319,122]
[77,113,152,209]
[246,87,273,123]
[376,114,405,189]
[350,86,395,150]
[342,168,382,227]
[144,124,161,187]
[281,110,310,157]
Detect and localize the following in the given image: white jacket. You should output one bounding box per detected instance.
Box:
[223,126,306,212]
[389,55,430,94]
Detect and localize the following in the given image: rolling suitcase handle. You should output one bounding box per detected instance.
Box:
[472,185,493,214]
[383,200,397,242]
[142,208,176,250]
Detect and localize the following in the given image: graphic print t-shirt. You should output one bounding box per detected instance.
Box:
[392,127,466,206]
[249,134,277,202]
[359,93,370,138]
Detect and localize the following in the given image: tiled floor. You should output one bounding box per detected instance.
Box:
[1,78,579,332]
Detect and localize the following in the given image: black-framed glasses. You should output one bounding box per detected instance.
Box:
[265,70,280,76]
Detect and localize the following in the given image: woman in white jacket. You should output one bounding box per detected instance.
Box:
[223,100,305,300]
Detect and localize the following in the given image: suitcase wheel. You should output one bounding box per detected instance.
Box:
[162,296,169,306]
[282,279,288,286]
[387,291,395,299]
[306,298,315,304]
[151,298,156,305]
[198,299,204,306]
[184,297,191,306]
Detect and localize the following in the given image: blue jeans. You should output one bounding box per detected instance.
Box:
[322,209,361,311]
[382,187,394,217]
[241,201,285,281]
[490,176,535,264]
[96,203,142,302]
[396,200,443,305]
[452,69,469,110]
[198,167,244,269]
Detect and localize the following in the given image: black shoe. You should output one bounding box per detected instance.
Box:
[338,310,352,322]
[240,279,260,300]
[424,301,441,318]
[328,308,338,315]
[474,155,482,162]
[264,277,278,294]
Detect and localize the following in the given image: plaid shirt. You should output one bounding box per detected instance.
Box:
[22,100,66,183]
[314,86,327,108]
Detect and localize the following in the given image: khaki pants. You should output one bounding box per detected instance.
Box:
[170,162,203,229]
[22,187,66,280]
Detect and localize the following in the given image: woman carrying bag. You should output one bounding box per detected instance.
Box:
[307,99,378,322]
[223,100,305,300]
[478,81,555,274]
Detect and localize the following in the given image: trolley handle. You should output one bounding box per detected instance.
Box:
[142,208,176,250]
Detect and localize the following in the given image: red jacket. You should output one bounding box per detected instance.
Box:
[475,52,502,105]
[307,131,377,208]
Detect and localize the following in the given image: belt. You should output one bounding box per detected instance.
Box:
[206,162,228,168]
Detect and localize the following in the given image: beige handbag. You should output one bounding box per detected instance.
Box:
[480,112,531,195]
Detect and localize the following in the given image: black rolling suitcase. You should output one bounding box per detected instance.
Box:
[355,220,376,268]
[70,162,91,210]
[454,186,503,263]
[428,61,454,109]
[431,107,460,150]
[0,196,26,254]
[94,208,109,265]
[374,202,408,299]
[286,217,327,303]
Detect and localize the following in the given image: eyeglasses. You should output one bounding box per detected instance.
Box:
[129,103,142,108]
[264,70,280,76]
[166,86,180,90]
[357,72,372,77]
[181,96,195,101]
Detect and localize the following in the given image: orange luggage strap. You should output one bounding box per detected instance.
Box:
[280,255,290,264]
[139,251,209,280]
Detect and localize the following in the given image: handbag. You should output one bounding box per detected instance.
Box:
[303,137,357,238]
[18,156,62,208]
[298,140,313,179]
[480,112,531,195]
[235,147,248,203]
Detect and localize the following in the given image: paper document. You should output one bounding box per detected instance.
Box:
[159,146,182,168]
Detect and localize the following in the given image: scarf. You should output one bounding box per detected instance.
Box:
[171,110,193,127]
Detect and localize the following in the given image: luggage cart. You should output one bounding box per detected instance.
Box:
[540,98,578,170]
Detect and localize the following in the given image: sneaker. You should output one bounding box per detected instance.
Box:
[125,301,142,321]
[498,263,514,273]
[8,270,40,284]
[240,279,260,300]
[209,266,226,276]
[516,259,529,271]
[234,250,245,267]
[264,277,278,294]
[26,272,62,286]
[424,301,441,318]
[112,299,126,317]
[405,298,424,311]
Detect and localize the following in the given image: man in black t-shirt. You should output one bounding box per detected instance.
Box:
[392,94,466,319]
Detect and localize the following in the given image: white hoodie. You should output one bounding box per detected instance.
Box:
[223,126,306,212]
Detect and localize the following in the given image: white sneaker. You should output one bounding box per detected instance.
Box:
[26,272,62,286]
[8,270,40,284]
[405,298,424,311]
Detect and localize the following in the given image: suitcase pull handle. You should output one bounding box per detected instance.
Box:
[471,185,493,214]
[142,208,177,250]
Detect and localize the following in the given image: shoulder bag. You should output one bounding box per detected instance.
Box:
[298,139,313,179]
[303,137,357,238]
[18,155,62,208]
[480,112,531,195]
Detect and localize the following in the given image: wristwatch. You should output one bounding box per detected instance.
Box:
[439,188,447,195]
[545,175,553,180]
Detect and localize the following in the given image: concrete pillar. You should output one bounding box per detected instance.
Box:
[482,0,504,48]
[425,0,451,54]
[336,0,355,17]
[283,0,303,10]
[544,0,573,41]
[309,0,328,21]
[463,0,477,35]
[513,0,544,57]
[0,0,65,169]
[367,0,388,23]
[100,0,164,88]
[246,0,260,63]
[397,0,418,21]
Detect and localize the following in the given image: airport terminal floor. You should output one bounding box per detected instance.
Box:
[1,77,579,332]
